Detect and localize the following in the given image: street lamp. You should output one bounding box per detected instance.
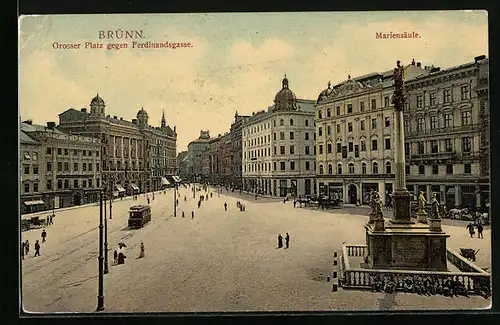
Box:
[96,191,104,311]
[103,186,109,274]
[174,181,177,217]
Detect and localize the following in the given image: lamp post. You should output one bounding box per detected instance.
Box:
[174,181,177,217]
[109,174,113,219]
[103,186,109,274]
[96,191,104,311]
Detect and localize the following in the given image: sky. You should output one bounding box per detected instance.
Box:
[19,11,488,151]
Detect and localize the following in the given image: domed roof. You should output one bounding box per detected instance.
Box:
[274,75,297,111]
[137,107,148,119]
[335,76,364,97]
[317,81,336,103]
[90,94,105,106]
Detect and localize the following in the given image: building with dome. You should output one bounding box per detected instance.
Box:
[241,75,317,197]
[58,94,177,195]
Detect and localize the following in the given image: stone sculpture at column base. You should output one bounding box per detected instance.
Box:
[417,211,428,224]
[390,189,414,224]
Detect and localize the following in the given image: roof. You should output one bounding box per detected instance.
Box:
[20,131,40,145]
[21,122,66,135]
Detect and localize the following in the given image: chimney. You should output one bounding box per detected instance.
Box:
[23,119,33,125]
[475,55,486,63]
[417,62,421,67]
[47,122,56,129]
[81,108,87,113]
[411,58,415,66]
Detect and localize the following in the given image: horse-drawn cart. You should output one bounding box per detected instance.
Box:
[460,248,480,262]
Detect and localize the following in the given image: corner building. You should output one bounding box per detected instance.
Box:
[242,76,316,197]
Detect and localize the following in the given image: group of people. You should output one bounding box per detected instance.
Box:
[371,275,470,297]
[21,229,46,260]
[466,222,484,238]
[236,201,246,212]
[277,233,290,249]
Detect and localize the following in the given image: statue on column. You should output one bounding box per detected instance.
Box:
[418,191,427,214]
[370,190,382,218]
[430,193,441,219]
[375,194,384,219]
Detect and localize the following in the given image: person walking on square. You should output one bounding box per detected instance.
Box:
[184,196,186,202]
[466,222,475,238]
[138,242,145,258]
[224,202,227,211]
[21,241,25,260]
[477,223,484,239]
[25,240,29,255]
[113,249,118,264]
[34,240,41,257]
[293,200,297,208]
[41,229,47,243]
[192,211,195,219]
[277,234,283,248]
[285,233,290,249]
[50,214,54,225]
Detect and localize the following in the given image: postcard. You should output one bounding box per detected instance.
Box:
[18,11,490,313]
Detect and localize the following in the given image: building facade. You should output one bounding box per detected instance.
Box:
[228,112,250,189]
[242,76,316,197]
[404,55,489,209]
[315,61,430,204]
[186,130,211,182]
[58,95,177,196]
[20,121,102,214]
[177,151,189,180]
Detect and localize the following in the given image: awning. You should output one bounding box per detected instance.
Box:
[113,191,119,197]
[24,200,45,206]
[115,185,126,192]
[161,177,170,185]
[130,184,139,190]
[172,176,181,183]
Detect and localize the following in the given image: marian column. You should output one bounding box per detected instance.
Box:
[391,61,413,224]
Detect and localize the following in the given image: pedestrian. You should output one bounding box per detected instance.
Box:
[21,241,25,260]
[293,200,297,208]
[113,250,118,264]
[46,215,50,226]
[182,211,185,218]
[34,240,41,257]
[147,197,150,204]
[285,233,290,249]
[50,214,54,224]
[41,229,47,243]
[210,193,213,198]
[277,234,283,248]
[138,242,145,258]
[283,198,286,204]
[184,196,187,202]
[224,202,227,211]
[466,223,475,238]
[477,223,484,239]
[192,211,195,219]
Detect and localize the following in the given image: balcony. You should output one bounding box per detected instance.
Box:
[406,124,481,138]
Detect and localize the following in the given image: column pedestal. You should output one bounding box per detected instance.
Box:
[390,189,414,224]
[428,218,442,232]
[417,211,428,224]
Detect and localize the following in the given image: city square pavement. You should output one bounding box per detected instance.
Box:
[21,186,491,313]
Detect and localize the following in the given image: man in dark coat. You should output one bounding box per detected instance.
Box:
[41,229,47,243]
[224,202,227,211]
[21,242,25,260]
[466,223,475,238]
[477,223,484,239]
[277,234,283,248]
[34,240,41,257]
[285,233,290,248]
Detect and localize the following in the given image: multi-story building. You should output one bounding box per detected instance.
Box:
[200,135,222,184]
[20,128,43,214]
[228,112,250,189]
[186,130,212,182]
[315,61,430,204]
[20,120,102,214]
[404,55,489,209]
[242,76,316,197]
[177,151,189,180]
[58,95,177,195]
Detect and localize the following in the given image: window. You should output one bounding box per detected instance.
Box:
[319,145,323,155]
[336,124,340,133]
[47,179,52,190]
[385,117,390,127]
[461,111,471,126]
[305,120,309,126]
[97,179,100,188]
[384,96,390,107]
[385,162,392,174]
[89,163,93,171]
[443,89,451,103]
[336,106,341,115]
[430,116,438,129]
[417,95,423,108]
[348,142,353,152]
[444,113,453,128]
[417,118,425,131]
[64,148,68,155]
[280,119,284,126]
[354,145,359,158]
[371,99,376,109]
[273,146,277,155]
[327,125,331,135]
[305,161,310,170]
[280,146,285,155]
[305,146,310,155]
[337,143,342,153]
[82,180,87,188]
[349,163,355,174]
[273,120,276,127]
[24,182,29,193]
[57,179,62,189]
[405,142,409,155]
[273,132,276,141]
[74,179,78,188]
[290,118,294,126]
[83,150,86,156]
[446,164,453,174]
[337,164,342,174]
[462,137,472,153]
[360,101,365,111]
[23,165,29,174]
[290,132,294,140]
[290,161,295,170]
[430,92,437,106]
[405,165,410,175]
[83,163,87,171]
[371,139,378,151]
[318,127,322,136]
[432,165,439,175]
[46,148,52,155]
[327,143,332,154]
[419,165,425,175]
[431,140,438,153]
[371,118,377,130]
[385,138,391,150]
[277,161,285,171]
[361,141,366,151]
[348,122,353,132]
[33,182,39,192]
[289,146,295,154]
[445,139,453,152]
[33,165,38,175]
[47,162,52,172]
[461,85,470,100]
[57,162,62,171]
[418,142,425,154]
[273,162,277,171]
[319,164,324,174]
[327,109,331,117]
[314,146,316,155]
[362,163,367,174]
[64,162,69,171]
[347,104,353,113]
[280,132,285,140]
[318,110,323,119]
[360,120,365,131]
[96,150,99,157]
[372,162,378,174]
[57,148,62,155]
[305,132,309,140]
[464,163,472,174]
[96,163,99,171]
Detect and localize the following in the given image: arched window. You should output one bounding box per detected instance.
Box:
[319,164,324,174]
[349,163,355,174]
[290,118,294,126]
[337,163,342,175]
[273,120,276,127]
[373,162,379,174]
[318,110,323,119]
[273,132,276,141]
[328,164,333,175]
[305,119,309,127]
[385,161,392,174]
[362,162,367,174]
[280,119,284,126]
